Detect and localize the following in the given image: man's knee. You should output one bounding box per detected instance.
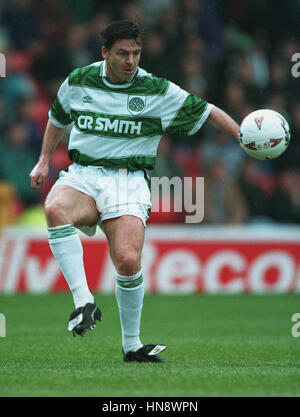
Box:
[115,251,141,276]
[44,198,70,225]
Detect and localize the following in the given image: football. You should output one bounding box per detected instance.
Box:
[239,109,291,160]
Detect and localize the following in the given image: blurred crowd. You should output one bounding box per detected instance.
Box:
[0,0,300,227]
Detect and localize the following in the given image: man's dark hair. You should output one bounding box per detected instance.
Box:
[101,20,143,50]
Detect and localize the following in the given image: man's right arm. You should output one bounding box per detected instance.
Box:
[30,120,66,189]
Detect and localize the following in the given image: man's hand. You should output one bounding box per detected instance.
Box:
[29,120,66,189]
[30,160,49,189]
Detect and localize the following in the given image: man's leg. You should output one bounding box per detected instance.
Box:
[45,185,99,311]
[103,215,166,362]
[103,215,144,354]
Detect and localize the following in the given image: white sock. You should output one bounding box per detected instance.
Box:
[115,270,144,354]
[48,224,94,308]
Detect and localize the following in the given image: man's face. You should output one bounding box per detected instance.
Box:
[102,38,142,84]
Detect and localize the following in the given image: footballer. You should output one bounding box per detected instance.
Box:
[30,20,239,362]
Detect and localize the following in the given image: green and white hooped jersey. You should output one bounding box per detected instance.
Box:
[49,60,213,171]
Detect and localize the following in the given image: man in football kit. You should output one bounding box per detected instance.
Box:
[30,20,240,363]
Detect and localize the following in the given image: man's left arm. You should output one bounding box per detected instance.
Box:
[206,105,240,143]
[160,81,240,142]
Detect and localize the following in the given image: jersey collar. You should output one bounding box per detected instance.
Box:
[100,60,138,89]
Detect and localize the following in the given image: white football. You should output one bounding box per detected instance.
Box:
[239,109,291,160]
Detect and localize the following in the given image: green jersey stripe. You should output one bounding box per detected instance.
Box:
[69,77,169,96]
[188,103,214,135]
[68,65,100,86]
[68,150,156,171]
[50,96,72,126]
[165,94,208,135]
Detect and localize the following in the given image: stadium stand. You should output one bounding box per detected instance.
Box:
[0,0,300,226]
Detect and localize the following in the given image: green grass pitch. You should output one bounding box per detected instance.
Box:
[0,293,300,397]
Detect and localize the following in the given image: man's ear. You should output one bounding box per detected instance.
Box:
[101,46,108,60]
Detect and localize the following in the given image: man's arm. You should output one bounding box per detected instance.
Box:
[30,120,66,189]
[206,106,240,142]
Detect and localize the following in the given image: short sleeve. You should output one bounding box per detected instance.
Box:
[161,81,214,135]
[48,77,72,127]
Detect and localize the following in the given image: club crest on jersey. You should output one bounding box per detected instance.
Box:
[254,116,264,130]
[127,95,146,115]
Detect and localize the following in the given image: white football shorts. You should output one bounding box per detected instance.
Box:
[53,163,152,236]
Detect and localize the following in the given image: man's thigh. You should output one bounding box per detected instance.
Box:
[45,185,100,227]
[102,215,145,269]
